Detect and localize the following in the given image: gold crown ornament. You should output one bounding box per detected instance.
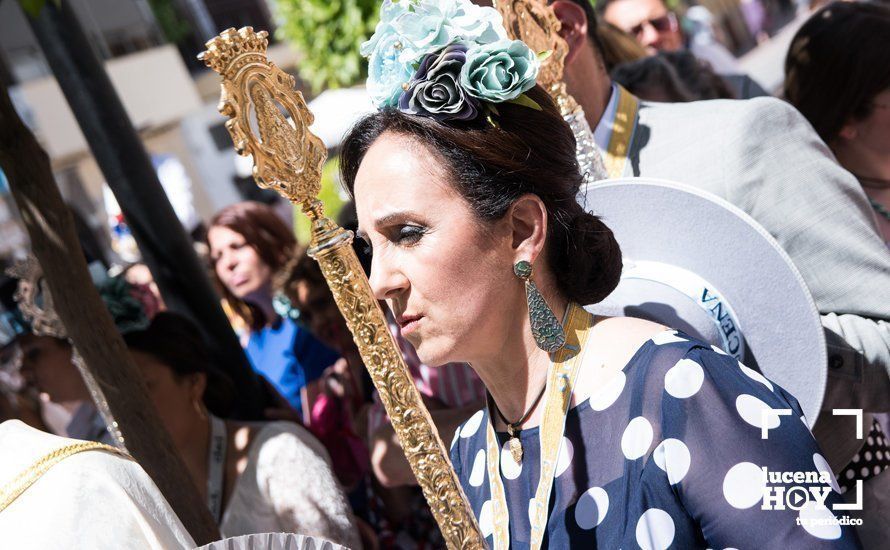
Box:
[199,27,325,204]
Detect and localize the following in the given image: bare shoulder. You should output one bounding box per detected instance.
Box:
[588,316,670,371]
[573,316,668,403]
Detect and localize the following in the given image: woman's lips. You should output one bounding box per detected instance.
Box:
[397,314,424,336]
[230,274,249,288]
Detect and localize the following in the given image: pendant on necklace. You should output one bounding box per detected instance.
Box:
[507,425,523,464]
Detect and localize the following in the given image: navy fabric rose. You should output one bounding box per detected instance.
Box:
[399,44,481,122]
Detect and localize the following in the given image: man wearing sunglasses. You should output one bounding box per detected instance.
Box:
[597,0,762,96]
[600,0,684,53]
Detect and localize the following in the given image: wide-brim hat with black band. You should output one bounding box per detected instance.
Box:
[579,178,826,424]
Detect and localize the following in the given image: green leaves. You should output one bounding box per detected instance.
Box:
[18,0,60,18]
[274,0,380,92]
[506,93,542,111]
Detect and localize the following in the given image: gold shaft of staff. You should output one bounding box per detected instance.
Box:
[199,27,485,549]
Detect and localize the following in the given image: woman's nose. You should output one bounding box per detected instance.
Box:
[222,252,238,271]
[368,255,409,301]
[641,23,660,49]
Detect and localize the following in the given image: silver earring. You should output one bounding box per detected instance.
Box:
[514,260,566,353]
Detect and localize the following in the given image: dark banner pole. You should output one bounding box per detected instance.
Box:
[22,0,264,418]
[0,79,220,545]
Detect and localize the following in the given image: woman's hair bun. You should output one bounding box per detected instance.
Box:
[549,211,623,305]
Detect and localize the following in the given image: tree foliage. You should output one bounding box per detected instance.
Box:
[274,0,378,92]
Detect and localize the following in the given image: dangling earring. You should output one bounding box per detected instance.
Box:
[193,397,208,421]
[514,260,566,353]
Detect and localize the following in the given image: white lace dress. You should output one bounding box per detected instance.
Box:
[220,421,361,549]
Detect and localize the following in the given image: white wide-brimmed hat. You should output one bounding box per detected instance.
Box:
[580,178,826,424]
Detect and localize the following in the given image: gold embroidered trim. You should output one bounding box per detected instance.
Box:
[0,441,129,513]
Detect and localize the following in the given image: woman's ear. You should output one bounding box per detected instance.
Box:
[838,121,858,141]
[509,194,548,264]
[552,0,590,65]
[189,372,208,406]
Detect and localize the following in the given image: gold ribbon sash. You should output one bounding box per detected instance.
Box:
[603,85,640,179]
[0,441,129,513]
[485,302,594,549]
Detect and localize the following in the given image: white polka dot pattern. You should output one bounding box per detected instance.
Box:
[622,416,654,460]
[447,334,857,547]
[478,500,494,538]
[635,508,675,550]
[739,363,774,391]
[798,502,842,540]
[469,449,486,487]
[664,359,704,398]
[575,487,609,530]
[500,442,522,480]
[461,410,484,438]
[589,371,626,411]
[653,438,691,485]
[723,462,766,509]
[555,437,574,478]
[735,394,781,430]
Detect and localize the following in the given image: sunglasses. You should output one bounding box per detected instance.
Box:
[629,12,678,39]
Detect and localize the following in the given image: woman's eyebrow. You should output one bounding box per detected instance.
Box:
[356,210,415,239]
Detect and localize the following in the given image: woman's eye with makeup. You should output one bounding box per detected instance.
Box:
[395,225,426,245]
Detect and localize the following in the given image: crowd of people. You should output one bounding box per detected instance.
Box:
[0,0,888,548]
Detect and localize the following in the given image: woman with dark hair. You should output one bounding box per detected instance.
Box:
[124,312,360,546]
[784,1,890,244]
[345,1,859,547]
[785,4,890,544]
[207,201,340,418]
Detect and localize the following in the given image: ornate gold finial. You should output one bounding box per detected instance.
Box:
[198,27,270,77]
[494,0,577,115]
[199,27,325,202]
[6,257,67,340]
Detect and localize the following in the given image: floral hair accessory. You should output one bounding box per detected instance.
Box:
[363,0,543,122]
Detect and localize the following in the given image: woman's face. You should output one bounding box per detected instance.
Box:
[208,225,273,303]
[292,279,353,353]
[353,132,524,366]
[131,350,205,448]
[847,88,890,156]
[18,334,87,403]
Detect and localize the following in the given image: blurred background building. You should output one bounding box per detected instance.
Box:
[0,0,304,263]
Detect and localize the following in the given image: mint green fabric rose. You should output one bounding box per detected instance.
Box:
[392,0,507,63]
[360,0,412,58]
[367,32,415,107]
[460,39,540,103]
[392,0,457,63]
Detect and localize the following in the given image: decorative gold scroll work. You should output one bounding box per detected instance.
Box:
[494,0,578,116]
[494,0,607,180]
[199,27,485,549]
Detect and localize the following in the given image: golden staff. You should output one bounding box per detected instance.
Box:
[199,28,485,549]
[494,0,605,179]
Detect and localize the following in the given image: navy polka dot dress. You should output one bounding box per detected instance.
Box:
[449,331,861,549]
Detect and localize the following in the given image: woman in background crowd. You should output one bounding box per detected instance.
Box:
[785,4,890,545]
[125,311,361,547]
[784,0,890,245]
[207,201,340,419]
